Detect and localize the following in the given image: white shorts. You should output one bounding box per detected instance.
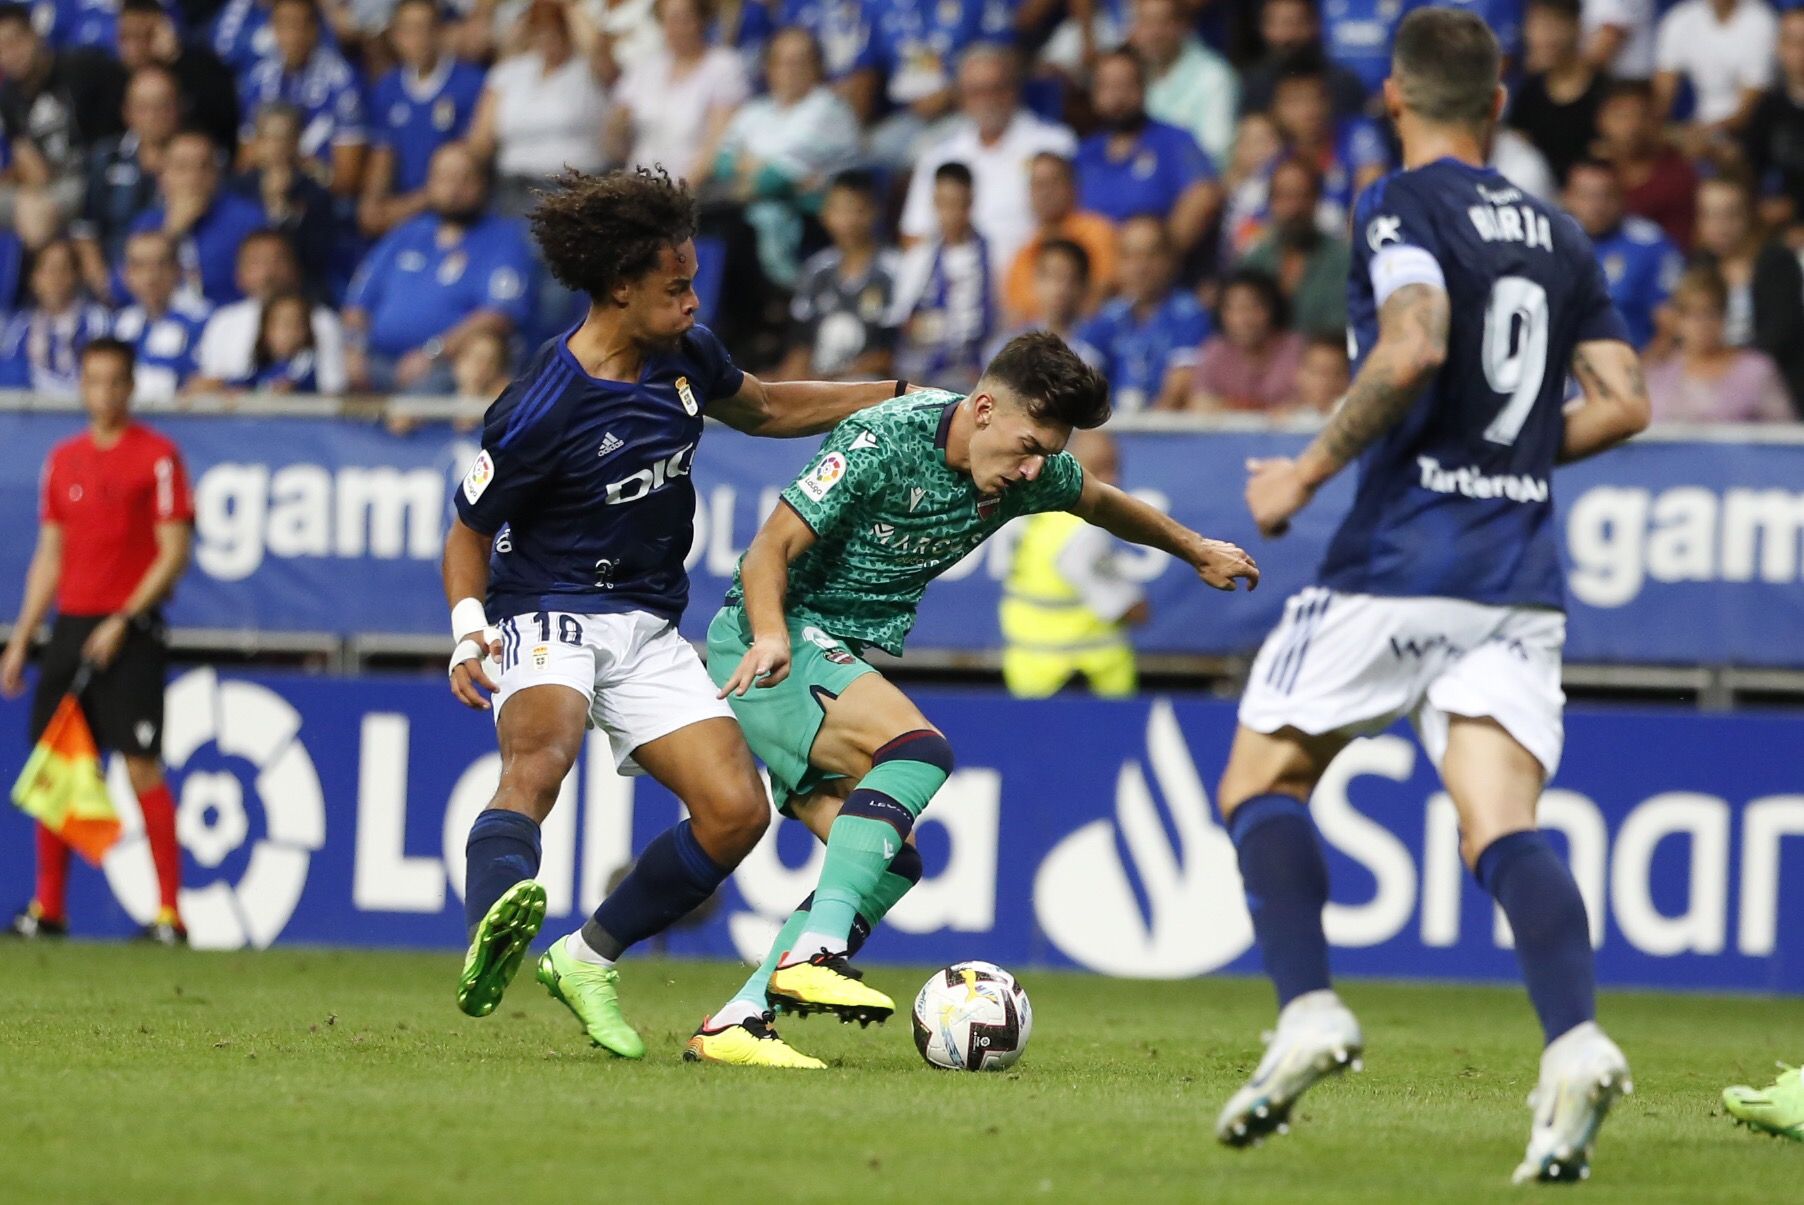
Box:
[491,609,733,775]
[1238,588,1567,777]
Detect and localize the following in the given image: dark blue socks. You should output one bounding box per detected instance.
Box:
[463,808,542,935]
[582,820,729,961]
[1229,793,1333,1008]
[1475,830,1596,1044]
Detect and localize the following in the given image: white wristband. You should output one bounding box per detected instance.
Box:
[451,597,488,641]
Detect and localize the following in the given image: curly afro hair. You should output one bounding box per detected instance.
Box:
[529,165,698,302]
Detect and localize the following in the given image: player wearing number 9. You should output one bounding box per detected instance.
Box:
[1222,5,1650,1186]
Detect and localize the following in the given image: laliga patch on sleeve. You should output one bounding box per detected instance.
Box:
[462,449,496,504]
[798,452,848,502]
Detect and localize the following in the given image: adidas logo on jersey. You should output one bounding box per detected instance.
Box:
[596,432,624,459]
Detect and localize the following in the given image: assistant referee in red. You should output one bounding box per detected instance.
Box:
[2,338,194,943]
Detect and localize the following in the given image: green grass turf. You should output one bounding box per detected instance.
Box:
[2,944,1797,1203]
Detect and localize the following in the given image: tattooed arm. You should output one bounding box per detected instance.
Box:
[1245,282,1451,537]
[1561,340,1651,464]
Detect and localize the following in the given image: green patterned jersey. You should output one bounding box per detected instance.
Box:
[727,391,1086,656]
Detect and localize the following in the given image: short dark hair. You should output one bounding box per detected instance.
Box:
[0,2,34,30]
[119,0,170,17]
[1527,0,1581,18]
[81,337,136,373]
[239,227,297,261]
[269,0,318,18]
[1603,77,1655,105]
[1031,151,1075,180]
[1220,267,1290,331]
[530,166,697,300]
[934,160,974,190]
[826,167,878,201]
[1094,47,1147,87]
[1036,237,1091,285]
[981,331,1111,430]
[1564,156,1617,185]
[1392,7,1501,126]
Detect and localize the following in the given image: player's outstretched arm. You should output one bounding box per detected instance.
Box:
[444,515,500,710]
[1561,340,1652,464]
[1246,281,1450,537]
[717,501,819,697]
[1071,475,1259,593]
[708,376,910,438]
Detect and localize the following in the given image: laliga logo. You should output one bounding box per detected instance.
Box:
[1034,699,1253,977]
[103,669,325,950]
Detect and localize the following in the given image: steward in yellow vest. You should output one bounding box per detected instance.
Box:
[1000,431,1148,697]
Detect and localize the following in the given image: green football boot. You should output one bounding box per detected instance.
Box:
[455,880,547,1018]
[1725,1064,1804,1141]
[536,939,647,1059]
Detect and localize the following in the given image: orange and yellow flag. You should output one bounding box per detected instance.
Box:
[10,694,120,865]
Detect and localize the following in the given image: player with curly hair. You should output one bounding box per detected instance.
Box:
[443,166,909,1061]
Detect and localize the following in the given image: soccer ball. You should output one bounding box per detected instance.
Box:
[911,961,1033,1071]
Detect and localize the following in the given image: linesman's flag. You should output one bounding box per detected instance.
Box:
[11,694,120,865]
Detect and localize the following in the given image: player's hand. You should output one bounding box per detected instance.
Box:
[1245,457,1315,538]
[718,634,791,698]
[448,628,501,710]
[0,641,27,699]
[82,615,128,670]
[1190,539,1260,592]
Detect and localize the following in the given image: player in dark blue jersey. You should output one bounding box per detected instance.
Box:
[443,166,906,1060]
[1212,9,1652,1183]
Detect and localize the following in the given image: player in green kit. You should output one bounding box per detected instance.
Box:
[684,332,1262,1068]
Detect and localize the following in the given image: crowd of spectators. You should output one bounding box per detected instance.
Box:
[0,0,1800,422]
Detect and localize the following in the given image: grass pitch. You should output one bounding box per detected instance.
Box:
[2,944,1795,1203]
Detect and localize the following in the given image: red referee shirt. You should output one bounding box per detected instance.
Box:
[40,423,195,617]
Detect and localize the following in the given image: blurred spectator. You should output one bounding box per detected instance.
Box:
[1581,0,1655,79]
[1239,0,1368,118]
[779,0,878,119]
[989,238,1105,368]
[115,0,239,151]
[1432,0,1526,66]
[232,101,346,297]
[900,45,1077,276]
[1646,265,1794,422]
[1078,215,1209,411]
[891,161,992,392]
[1688,174,1804,407]
[711,26,859,285]
[1220,110,1285,260]
[1490,127,1557,201]
[451,323,510,406]
[0,239,111,396]
[1189,267,1303,413]
[209,0,341,77]
[865,0,992,166]
[1741,8,1804,233]
[779,168,899,381]
[1564,159,1680,348]
[1594,80,1698,249]
[35,0,178,52]
[238,0,366,195]
[1000,428,1146,700]
[0,2,121,226]
[109,229,211,402]
[466,0,607,216]
[343,142,533,393]
[1238,155,1349,339]
[1291,332,1349,414]
[610,0,748,183]
[1268,56,1388,232]
[1002,152,1116,325]
[1318,0,1407,99]
[129,128,267,305]
[1076,48,1221,258]
[239,290,317,391]
[191,228,347,392]
[360,0,485,238]
[1510,0,1607,187]
[1653,0,1774,145]
[1130,0,1236,164]
[71,64,181,300]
